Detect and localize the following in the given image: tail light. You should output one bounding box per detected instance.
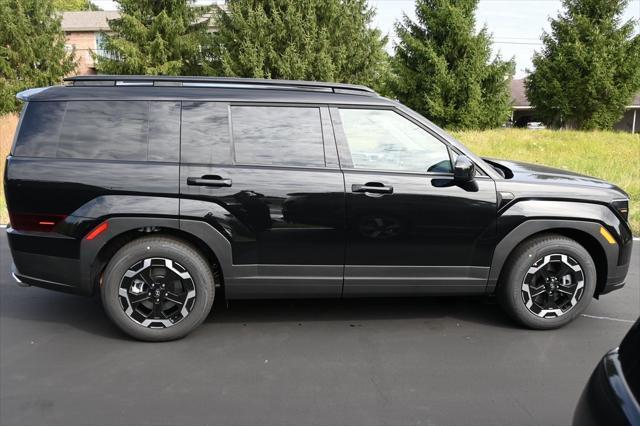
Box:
[612,199,629,222]
[8,212,67,232]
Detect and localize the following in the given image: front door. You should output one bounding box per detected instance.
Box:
[180,102,345,298]
[330,107,497,296]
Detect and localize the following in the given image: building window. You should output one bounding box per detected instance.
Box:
[95,32,110,58]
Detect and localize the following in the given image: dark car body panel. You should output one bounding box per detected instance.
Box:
[4,77,633,300]
[573,320,640,426]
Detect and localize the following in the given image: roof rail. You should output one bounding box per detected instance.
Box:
[63,75,377,95]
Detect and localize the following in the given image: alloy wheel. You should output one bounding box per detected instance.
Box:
[521,253,585,318]
[118,257,197,328]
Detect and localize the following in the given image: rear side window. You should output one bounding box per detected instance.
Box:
[231,106,325,167]
[14,101,180,162]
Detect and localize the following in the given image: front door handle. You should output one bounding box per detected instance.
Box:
[352,182,393,194]
[187,175,232,187]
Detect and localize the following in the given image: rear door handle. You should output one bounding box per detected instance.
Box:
[187,175,232,187]
[351,183,393,194]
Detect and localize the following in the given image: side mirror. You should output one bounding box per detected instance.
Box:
[453,155,475,182]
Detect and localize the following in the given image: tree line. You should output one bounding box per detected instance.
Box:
[1,0,639,131]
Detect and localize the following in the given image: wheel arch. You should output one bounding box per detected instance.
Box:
[80,218,231,296]
[488,220,613,297]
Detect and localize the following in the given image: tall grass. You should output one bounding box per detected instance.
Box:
[453,128,640,234]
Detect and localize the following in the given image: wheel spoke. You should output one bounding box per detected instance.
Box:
[129,292,151,305]
[545,293,557,309]
[557,285,576,296]
[150,302,165,319]
[165,291,187,306]
[530,288,546,298]
[538,267,551,280]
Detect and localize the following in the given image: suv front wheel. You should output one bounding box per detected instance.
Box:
[101,236,215,341]
[499,234,596,329]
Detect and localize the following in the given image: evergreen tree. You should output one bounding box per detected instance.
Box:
[0,0,76,114]
[95,0,214,75]
[211,0,390,92]
[526,0,640,130]
[391,0,514,130]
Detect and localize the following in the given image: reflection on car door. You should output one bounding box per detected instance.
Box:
[179,103,346,298]
[331,107,497,296]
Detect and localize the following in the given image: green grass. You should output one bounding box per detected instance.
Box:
[453,128,640,235]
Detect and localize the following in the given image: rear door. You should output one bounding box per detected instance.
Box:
[179,103,346,298]
[331,106,497,296]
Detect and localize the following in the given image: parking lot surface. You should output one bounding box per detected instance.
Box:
[0,232,638,426]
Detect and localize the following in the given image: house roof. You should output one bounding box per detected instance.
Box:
[61,5,225,33]
[510,79,529,107]
[61,11,120,32]
[510,78,640,108]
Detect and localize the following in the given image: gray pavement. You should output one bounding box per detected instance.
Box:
[0,232,638,426]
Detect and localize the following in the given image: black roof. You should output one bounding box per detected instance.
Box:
[64,75,377,94]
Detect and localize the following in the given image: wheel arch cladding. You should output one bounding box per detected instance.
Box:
[85,220,225,295]
[488,221,610,297]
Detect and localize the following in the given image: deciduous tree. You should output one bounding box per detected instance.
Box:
[52,0,101,11]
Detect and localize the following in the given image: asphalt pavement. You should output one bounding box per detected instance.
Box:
[0,231,638,426]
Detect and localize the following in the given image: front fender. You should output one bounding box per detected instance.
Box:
[487,200,632,293]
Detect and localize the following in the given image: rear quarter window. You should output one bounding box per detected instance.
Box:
[13,101,180,162]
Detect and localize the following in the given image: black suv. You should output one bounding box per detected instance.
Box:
[4,75,633,341]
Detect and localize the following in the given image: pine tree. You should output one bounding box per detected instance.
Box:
[0,0,76,114]
[390,0,514,130]
[95,0,214,76]
[525,0,640,130]
[210,0,390,93]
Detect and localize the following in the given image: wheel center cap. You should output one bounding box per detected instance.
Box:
[153,289,162,298]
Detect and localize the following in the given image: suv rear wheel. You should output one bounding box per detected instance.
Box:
[499,234,596,329]
[101,236,215,341]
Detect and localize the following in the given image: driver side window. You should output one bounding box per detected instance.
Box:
[338,108,452,173]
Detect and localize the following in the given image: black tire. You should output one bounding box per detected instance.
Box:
[101,236,215,341]
[498,234,596,329]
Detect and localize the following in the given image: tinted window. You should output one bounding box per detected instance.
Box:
[181,102,231,164]
[13,102,65,158]
[231,106,325,167]
[14,101,179,162]
[338,109,452,173]
[58,101,148,160]
[147,102,180,162]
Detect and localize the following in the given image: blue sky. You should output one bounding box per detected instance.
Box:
[92,0,640,78]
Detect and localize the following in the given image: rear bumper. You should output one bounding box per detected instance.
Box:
[573,349,640,426]
[7,227,87,295]
[11,261,81,294]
